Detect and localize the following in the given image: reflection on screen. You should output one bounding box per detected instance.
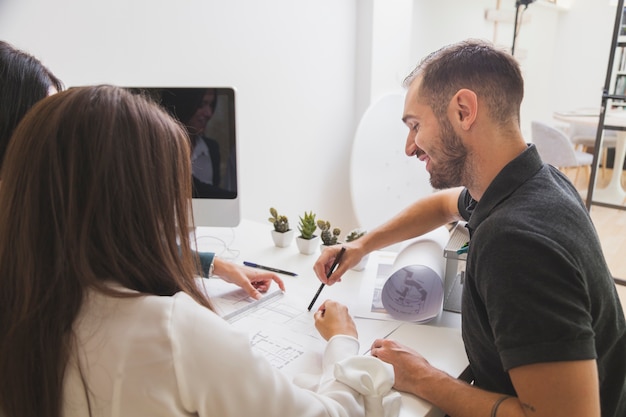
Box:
[125,86,240,228]
[126,87,237,199]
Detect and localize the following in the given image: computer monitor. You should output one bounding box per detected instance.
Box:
[125,86,240,228]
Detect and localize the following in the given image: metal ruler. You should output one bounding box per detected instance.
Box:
[222,289,284,323]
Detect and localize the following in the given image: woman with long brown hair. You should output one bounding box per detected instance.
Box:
[0,85,392,417]
[1,39,284,302]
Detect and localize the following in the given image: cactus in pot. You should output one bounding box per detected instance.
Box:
[317,220,340,247]
[268,207,294,247]
[345,228,369,271]
[296,211,319,254]
[298,211,317,239]
[269,207,290,232]
[345,229,366,242]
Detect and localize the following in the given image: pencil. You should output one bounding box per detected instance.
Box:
[307,246,346,311]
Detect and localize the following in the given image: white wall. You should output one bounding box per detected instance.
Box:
[0,0,619,237]
[0,0,360,232]
[406,0,615,138]
[551,1,616,111]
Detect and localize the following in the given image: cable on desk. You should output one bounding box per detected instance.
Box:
[194,228,240,261]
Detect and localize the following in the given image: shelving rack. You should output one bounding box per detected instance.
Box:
[586,0,626,211]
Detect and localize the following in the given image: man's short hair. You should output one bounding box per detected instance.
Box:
[404,39,524,126]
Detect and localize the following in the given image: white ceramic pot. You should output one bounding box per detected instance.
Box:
[296,235,320,255]
[271,229,294,248]
[351,254,369,271]
[319,243,340,253]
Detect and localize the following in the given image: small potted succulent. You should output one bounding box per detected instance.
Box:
[345,228,369,271]
[268,207,294,248]
[296,211,319,255]
[317,219,341,251]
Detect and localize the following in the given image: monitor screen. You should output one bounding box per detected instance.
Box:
[126,86,240,228]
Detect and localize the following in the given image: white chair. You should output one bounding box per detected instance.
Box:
[531,120,594,185]
[568,124,617,180]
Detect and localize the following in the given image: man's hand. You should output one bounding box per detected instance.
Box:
[313,244,364,285]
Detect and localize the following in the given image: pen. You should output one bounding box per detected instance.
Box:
[307,246,346,311]
[243,261,298,277]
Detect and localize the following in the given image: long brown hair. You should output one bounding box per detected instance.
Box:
[0,85,212,417]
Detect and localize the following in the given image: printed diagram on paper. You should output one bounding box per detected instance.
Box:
[199,279,325,372]
[355,244,445,322]
[233,295,324,371]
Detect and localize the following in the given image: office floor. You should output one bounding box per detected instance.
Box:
[566,166,626,308]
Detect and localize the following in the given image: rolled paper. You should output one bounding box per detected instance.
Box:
[381,227,447,323]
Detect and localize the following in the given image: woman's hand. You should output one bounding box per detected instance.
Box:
[214,258,286,299]
[313,300,358,340]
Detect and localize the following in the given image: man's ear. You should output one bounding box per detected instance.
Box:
[449,89,478,131]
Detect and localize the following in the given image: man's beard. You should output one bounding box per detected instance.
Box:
[428,118,469,190]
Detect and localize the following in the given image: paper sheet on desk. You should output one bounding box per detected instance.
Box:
[198,278,326,375]
[198,278,405,378]
[389,323,469,417]
[387,323,467,376]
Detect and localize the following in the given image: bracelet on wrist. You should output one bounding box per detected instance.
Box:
[491,395,512,417]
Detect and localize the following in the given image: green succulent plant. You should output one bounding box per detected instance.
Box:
[317,220,340,245]
[268,207,290,232]
[345,228,366,242]
[298,211,317,240]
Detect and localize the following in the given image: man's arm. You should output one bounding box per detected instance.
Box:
[507,359,600,417]
[357,187,464,254]
[371,338,600,417]
[313,187,464,284]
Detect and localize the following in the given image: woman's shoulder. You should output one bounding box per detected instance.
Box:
[170,291,245,341]
[81,285,226,332]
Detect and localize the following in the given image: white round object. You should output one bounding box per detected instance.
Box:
[350,92,433,231]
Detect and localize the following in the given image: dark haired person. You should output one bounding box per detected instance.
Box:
[0,40,63,167]
[0,85,394,417]
[315,39,626,417]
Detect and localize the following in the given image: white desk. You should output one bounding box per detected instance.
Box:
[194,219,468,417]
[553,110,626,206]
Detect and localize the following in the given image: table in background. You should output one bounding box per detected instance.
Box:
[193,219,468,417]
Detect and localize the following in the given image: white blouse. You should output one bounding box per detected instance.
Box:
[62,286,394,417]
